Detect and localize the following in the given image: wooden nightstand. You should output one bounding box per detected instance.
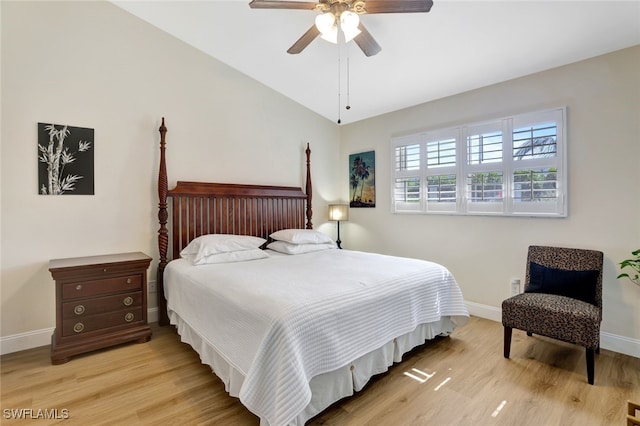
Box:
[49,252,152,364]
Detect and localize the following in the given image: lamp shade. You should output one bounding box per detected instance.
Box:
[328,204,349,221]
[340,11,361,43]
[316,13,338,44]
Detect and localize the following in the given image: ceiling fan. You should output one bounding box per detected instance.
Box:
[249,0,433,57]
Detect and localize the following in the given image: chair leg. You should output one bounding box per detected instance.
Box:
[504,326,512,358]
[586,347,595,385]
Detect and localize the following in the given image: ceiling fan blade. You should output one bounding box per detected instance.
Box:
[249,0,318,10]
[363,0,433,14]
[353,23,381,57]
[287,25,321,54]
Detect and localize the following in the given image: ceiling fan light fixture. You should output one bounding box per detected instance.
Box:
[340,11,361,43]
[251,0,433,56]
[315,12,338,44]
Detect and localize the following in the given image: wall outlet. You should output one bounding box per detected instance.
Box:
[148,280,157,293]
[510,278,521,296]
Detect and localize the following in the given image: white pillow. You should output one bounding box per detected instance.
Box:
[186,248,269,265]
[267,241,336,255]
[180,234,266,264]
[269,229,334,245]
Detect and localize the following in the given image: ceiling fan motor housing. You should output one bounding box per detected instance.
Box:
[315,0,367,15]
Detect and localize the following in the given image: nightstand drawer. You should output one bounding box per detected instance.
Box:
[62,307,143,337]
[62,291,142,319]
[62,275,141,300]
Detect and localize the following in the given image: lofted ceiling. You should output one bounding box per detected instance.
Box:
[113,0,640,125]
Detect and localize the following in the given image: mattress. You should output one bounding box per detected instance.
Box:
[164,249,469,425]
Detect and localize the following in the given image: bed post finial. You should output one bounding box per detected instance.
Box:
[157,117,169,326]
[305,143,313,229]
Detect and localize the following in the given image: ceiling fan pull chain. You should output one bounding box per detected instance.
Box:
[346,54,351,111]
[337,54,342,124]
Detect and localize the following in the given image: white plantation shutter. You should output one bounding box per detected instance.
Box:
[463,121,505,214]
[510,109,565,215]
[390,107,567,217]
[392,137,422,212]
[425,130,458,213]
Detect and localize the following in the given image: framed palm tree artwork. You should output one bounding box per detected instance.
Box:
[349,150,375,208]
[38,122,94,195]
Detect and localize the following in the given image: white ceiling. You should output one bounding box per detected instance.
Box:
[113,0,640,125]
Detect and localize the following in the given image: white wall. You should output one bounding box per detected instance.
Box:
[2,1,638,358]
[339,46,640,356]
[0,1,340,350]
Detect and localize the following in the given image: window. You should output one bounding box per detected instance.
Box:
[391,107,566,217]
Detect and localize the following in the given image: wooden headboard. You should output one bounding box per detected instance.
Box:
[156,118,313,325]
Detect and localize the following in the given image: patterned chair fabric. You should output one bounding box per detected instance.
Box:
[502,245,603,385]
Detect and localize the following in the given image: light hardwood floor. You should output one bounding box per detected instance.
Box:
[1,316,638,425]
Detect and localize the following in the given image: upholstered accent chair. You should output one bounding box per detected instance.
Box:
[502,245,604,385]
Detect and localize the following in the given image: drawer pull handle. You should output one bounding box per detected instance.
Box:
[124,313,134,322]
[103,268,107,272]
[127,278,132,284]
[75,284,82,291]
[123,297,134,306]
[73,323,85,333]
[74,305,85,315]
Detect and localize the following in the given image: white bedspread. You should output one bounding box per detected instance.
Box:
[164,249,469,426]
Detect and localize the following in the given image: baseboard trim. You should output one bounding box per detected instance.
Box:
[2,303,637,358]
[465,300,640,359]
[0,327,54,356]
[1,307,161,356]
[600,331,640,358]
[148,307,159,324]
[465,300,502,322]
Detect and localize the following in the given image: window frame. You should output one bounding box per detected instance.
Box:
[391,107,567,217]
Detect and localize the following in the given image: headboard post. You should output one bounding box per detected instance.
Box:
[305,143,313,229]
[157,118,169,326]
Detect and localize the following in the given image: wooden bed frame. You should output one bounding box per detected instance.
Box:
[156,118,314,325]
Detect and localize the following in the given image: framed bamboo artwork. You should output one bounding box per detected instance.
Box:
[38,123,94,195]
